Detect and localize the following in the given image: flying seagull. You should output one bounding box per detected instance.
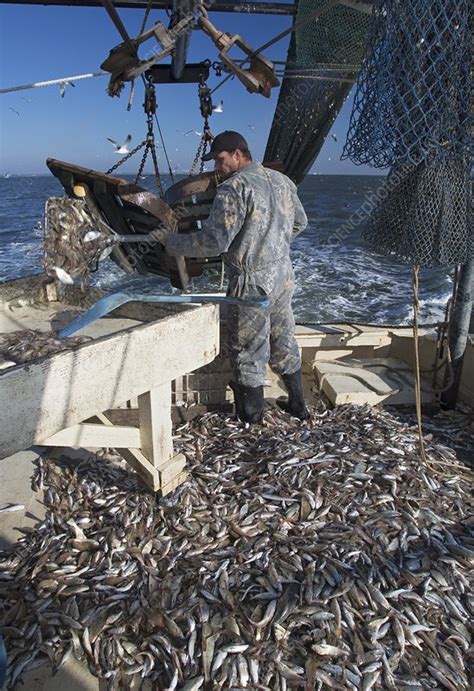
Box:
[331,133,338,142]
[9,107,20,117]
[107,135,132,154]
[212,100,224,113]
[59,80,75,98]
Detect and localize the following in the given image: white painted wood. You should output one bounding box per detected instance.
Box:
[138,384,173,467]
[119,448,160,491]
[0,304,219,459]
[314,357,436,406]
[41,423,141,449]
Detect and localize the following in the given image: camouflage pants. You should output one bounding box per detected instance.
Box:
[227,261,301,388]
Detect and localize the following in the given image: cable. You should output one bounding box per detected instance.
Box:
[0,72,106,95]
[138,0,153,36]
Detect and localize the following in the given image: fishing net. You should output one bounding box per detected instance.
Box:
[295,0,371,69]
[342,0,472,268]
[264,0,371,184]
[43,197,114,285]
[365,160,472,267]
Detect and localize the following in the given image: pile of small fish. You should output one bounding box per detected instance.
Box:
[0,403,473,689]
[43,197,113,285]
[0,329,91,365]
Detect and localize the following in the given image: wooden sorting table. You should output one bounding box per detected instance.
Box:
[0,302,219,494]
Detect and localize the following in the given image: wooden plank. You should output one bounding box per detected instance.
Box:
[0,304,219,459]
[159,453,187,488]
[98,408,186,494]
[138,383,173,467]
[41,422,141,448]
[161,468,188,496]
[314,357,436,406]
[118,448,160,491]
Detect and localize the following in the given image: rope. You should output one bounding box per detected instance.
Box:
[412,264,428,465]
[274,74,355,83]
[0,72,106,95]
[154,114,174,182]
[138,0,153,36]
[210,0,340,96]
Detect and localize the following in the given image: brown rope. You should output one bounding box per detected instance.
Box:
[412,264,428,465]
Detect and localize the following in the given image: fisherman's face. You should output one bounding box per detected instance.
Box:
[214,150,247,175]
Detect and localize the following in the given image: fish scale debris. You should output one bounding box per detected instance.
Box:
[0,403,473,689]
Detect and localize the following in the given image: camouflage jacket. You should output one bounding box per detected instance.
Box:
[164,162,308,292]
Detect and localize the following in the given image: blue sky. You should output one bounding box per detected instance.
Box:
[0,2,377,175]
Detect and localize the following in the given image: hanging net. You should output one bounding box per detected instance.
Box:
[295,0,371,69]
[342,0,471,268]
[365,160,472,267]
[264,0,371,184]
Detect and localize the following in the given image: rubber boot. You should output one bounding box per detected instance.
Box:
[230,382,264,424]
[277,368,310,420]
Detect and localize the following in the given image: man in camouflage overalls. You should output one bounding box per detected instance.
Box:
[157,131,309,423]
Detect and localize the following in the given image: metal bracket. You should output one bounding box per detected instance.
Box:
[197,14,279,97]
[101,16,195,94]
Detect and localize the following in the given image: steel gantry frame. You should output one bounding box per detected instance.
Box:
[0,0,298,13]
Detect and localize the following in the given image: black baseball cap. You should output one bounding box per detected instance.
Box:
[202,130,249,161]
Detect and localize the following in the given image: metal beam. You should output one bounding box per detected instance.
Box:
[0,0,297,13]
[170,0,192,81]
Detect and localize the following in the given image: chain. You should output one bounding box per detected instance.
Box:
[190,136,205,177]
[134,142,150,184]
[106,140,147,175]
[190,71,215,176]
[149,140,164,197]
[106,76,164,196]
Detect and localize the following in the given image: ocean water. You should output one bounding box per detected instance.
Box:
[0,173,453,324]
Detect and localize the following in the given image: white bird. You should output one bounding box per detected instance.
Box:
[107,134,132,154]
[9,107,20,117]
[331,133,338,142]
[248,124,255,130]
[212,100,224,113]
[59,80,75,98]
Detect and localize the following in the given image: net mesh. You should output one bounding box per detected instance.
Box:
[364,160,472,267]
[296,0,371,69]
[264,1,371,184]
[342,0,472,268]
[343,0,471,168]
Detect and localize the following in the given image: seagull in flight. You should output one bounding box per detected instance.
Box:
[107,134,132,154]
[9,107,20,116]
[212,100,224,113]
[331,133,338,142]
[59,80,75,98]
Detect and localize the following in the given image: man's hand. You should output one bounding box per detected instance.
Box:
[152,227,170,245]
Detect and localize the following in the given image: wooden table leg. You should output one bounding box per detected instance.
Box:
[137,383,187,494]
